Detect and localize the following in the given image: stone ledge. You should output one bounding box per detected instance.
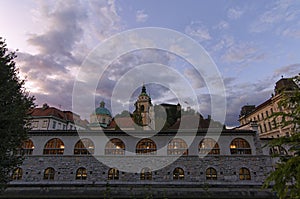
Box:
[2,184,276,199]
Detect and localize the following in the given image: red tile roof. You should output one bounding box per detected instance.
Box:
[28,104,88,127]
[107,117,136,130]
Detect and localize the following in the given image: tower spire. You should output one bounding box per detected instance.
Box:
[141,83,147,94]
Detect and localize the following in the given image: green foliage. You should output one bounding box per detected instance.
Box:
[263,75,300,198]
[0,38,35,189]
[153,105,181,130]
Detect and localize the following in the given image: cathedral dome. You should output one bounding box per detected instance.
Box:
[94,101,111,116]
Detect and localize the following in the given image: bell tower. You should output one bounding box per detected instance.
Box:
[133,84,154,129]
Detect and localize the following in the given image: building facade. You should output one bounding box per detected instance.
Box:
[4,85,280,198]
[28,103,88,131]
[5,126,276,198]
[238,78,299,138]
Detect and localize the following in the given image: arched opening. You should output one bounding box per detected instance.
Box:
[105,138,125,155]
[43,138,64,155]
[108,168,119,180]
[141,105,145,112]
[199,138,220,155]
[136,139,157,155]
[269,146,287,156]
[140,167,152,180]
[167,138,188,155]
[18,139,34,155]
[76,167,87,180]
[230,138,251,154]
[74,138,95,155]
[12,168,23,180]
[173,167,184,180]
[206,167,217,180]
[43,167,55,180]
[239,167,251,180]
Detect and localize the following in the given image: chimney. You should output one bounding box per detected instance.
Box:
[42,103,49,110]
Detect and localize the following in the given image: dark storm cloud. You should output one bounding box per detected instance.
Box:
[17,0,122,113]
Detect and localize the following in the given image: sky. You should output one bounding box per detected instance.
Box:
[0,0,299,127]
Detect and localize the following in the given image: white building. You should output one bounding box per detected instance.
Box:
[27,103,88,131]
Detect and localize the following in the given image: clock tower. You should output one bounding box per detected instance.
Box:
[133,84,154,130]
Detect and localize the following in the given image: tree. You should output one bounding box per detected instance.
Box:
[263,75,300,198]
[0,38,35,191]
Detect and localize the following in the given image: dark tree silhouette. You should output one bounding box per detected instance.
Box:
[0,38,35,191]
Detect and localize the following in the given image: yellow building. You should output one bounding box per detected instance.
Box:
[238,77,299,138]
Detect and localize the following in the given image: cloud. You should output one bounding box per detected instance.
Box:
[17,0,122,116]
[222,76,275,127]
[183,68,206,89]
[185,21,212,42]
[273,63,300,78]
[227,7,244,19]
[281,23,300,39]
[136,10,148,22]
[214,20,229,30]
[211,35,234,53]
[250,0,300,34]
[221,42,265,64]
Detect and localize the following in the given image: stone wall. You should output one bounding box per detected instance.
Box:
[12,155,272,184]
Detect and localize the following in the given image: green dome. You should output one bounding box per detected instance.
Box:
[94,101,111,116]
[95,107,111,116]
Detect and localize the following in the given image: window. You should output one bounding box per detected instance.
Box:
[261,113,264,120]
[63,124,66,130]
[136,139,157,155]
[108,168,119,180]
[140,168,152,180]
[270,108,273,114]
[268,122,272,131]
[18,139,34,155]
[269,146,287,156]
[266,111,269,117]
[12,168,22,180]
[206,167,217,180]
[264,123,267,132]
[76,167,87,180]
[167,138,188,155]
[257,114,260,121]
[52,121,57,129]
[259,125,263,133]
[32,121,38,128]
[173,167,184,180]
[74,138,94,155]
[199,138,220,155]
[42,120,48,128]
[239,167,251,180]
[230,138,251,154]
[43,138,64,155]
[44,167,55,180]
[58,123,61,129]
[141,105,145,112]
[105,138,125,155]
